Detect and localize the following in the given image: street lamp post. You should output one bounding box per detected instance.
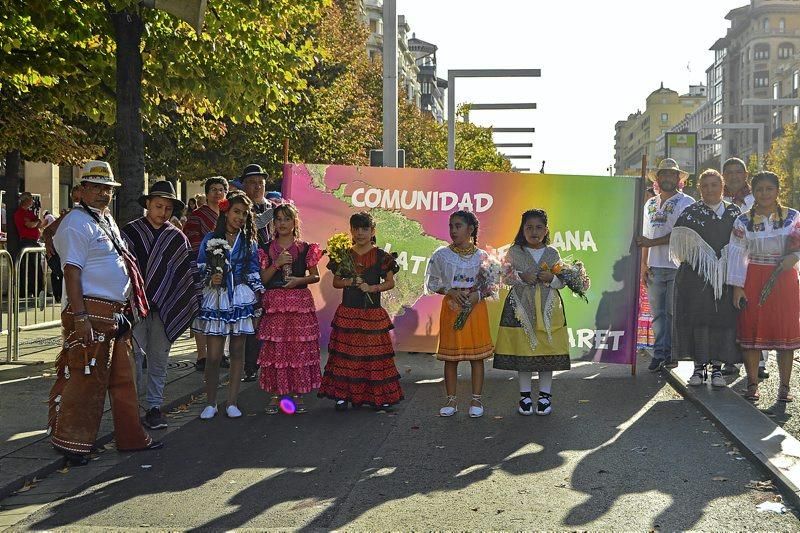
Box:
[382,0,398,168]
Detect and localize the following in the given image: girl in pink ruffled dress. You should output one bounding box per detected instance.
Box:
[257,203,323,414]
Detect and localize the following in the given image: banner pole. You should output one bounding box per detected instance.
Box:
[631,154,647,376]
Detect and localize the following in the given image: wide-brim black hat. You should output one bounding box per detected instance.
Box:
[138,180,185,210]
[240,163,269,181]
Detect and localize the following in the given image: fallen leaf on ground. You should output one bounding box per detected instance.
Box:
[493,416,503,420]
[141,464,152,469]
[747,480,775,491]
[410,426,420,430]
[712,476,728,482]
[58,467,70,474]
[578,400,590,403]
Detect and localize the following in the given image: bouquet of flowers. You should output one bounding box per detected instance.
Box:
[326,232,374,305]
[453,254,501,330]
[542,258,591,303]
[205,238,230,289]
[759,226,800,306]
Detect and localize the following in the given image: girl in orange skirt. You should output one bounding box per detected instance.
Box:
[729,172,800,402]
[425,210,499,418]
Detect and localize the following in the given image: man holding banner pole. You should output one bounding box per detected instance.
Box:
[636,159,695,372]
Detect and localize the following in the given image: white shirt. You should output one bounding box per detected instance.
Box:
[643,191,695,269]
[723,193,755,213]
[53,208,131,304]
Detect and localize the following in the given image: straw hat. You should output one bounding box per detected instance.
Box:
[649,158,689,182]
[80,160,122,187]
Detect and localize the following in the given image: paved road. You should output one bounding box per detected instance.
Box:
[5,355,799,531]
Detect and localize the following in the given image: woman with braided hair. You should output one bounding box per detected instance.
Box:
[425,210,498,418]
[728,172,800,402]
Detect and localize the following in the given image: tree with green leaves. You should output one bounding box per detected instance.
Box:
[766,123,800,208]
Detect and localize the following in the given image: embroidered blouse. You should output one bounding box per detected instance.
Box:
[425,246,498,299]
[727,208,800,288]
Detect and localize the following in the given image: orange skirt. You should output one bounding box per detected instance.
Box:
[436,297,494,361]
[738,263,800,350]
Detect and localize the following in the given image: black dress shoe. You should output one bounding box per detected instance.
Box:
[62,451,89,466]
[125,440,164,452]
[334,400,348,411]
[241,372,257,383]
[758,368,770,379]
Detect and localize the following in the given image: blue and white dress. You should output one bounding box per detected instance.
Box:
[192,232,264,336]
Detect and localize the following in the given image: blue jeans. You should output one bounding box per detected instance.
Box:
[646,267,676,361]
[132,312,172,409]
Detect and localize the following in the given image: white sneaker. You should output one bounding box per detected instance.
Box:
[468,394,484,418]
[200,405,218,420]
[710,370,726,388]
[439,396,457,417]
[226,405,242,418]
[688,372,704,387]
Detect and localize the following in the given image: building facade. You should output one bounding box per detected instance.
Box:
[614,84,707,175]
[408,35,448,123]
[713,0,800,161]
[361,1,421,107]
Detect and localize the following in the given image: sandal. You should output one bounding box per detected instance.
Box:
[292,394,307,414]
[744,382,760,401]
[439,395,457,417]
[265,395,280,415]
[778,384,794,403]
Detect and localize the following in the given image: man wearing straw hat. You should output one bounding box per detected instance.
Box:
[122,181,200,431]
[636,158,695,372]
[48,160,161,465]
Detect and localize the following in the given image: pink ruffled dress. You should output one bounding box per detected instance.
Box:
[257,241,323,395]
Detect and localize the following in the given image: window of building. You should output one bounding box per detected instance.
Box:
[755,72,769,87]
[794,106,799,124]
[780,18,786,33]
[779,43,794,59]
[660,113,668,123]
[774,82,781,99]
[764,18,770,32]
[754,43,770,60]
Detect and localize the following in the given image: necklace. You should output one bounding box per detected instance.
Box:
[449,243,476,257]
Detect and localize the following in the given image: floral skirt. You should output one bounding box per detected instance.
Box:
[738,263,800,350]
[257,288,321,395]
[192,283,257,336]
[318,305,403,407]
[436,297,494,362]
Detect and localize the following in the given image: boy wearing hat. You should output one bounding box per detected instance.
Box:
[49,161,160,464]
[122,181,201,430]
[636,158,695,371]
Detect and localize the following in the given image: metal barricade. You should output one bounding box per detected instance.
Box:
[12,246,59,361]
[0,249,15,362]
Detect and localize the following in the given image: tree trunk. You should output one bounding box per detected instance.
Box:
[2,150,23,256]
[111,11,145,226]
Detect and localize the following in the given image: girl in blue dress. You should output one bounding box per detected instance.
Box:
[193,192,264,419]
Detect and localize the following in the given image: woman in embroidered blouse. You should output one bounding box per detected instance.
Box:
[493,209,570,416]
[729,172,800,402]
[193,192,265,419]
[257,204,323,414]
[425,210,498,418]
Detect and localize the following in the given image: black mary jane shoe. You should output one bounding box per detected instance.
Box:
[334,400,349,412]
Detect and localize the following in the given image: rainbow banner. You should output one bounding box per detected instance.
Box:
[284,164,642,364]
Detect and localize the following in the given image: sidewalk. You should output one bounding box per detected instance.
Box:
[665,360,800,509]
[0,331,206,500]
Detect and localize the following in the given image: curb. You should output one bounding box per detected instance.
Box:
[0,373,207,501]
[664,362,800,509]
